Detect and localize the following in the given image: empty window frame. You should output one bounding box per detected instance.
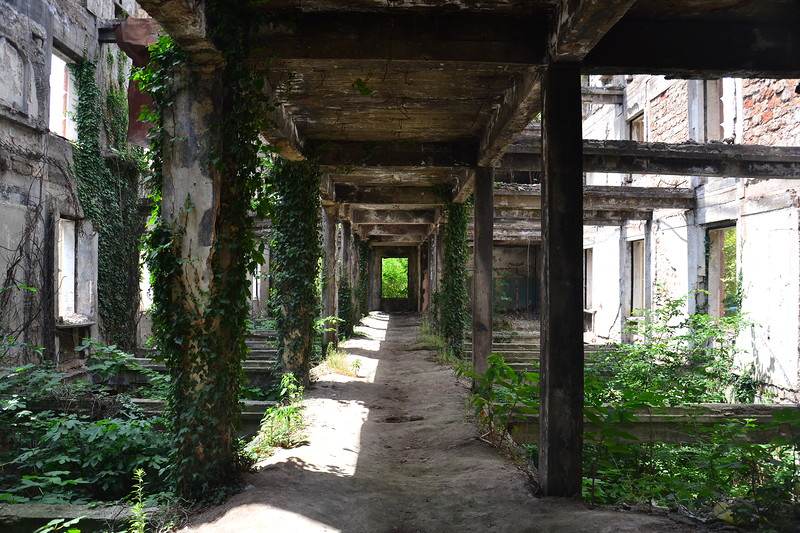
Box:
[49,52,77,140]
[583,248,593,310]
[629,239,646,315]
[628,112,645,142]
[707,226,739,317]
[56,217,97,323]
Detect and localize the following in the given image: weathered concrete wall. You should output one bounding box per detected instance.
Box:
[0,0,142,365]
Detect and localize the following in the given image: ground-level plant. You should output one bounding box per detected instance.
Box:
[244,373,307,460]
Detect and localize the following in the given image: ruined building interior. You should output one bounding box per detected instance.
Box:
[1,0,800,502]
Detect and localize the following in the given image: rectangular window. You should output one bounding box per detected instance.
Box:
[707,226,738,317]
[57,218,77,317]
[583,248,593,310]
[49,52,77,140]
[628,112,645,142]
[629,239,645,314]
[56,217,96,324]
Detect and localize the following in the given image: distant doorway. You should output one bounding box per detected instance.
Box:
[381,257,409,312]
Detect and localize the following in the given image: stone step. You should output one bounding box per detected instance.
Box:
[132,398,275,437]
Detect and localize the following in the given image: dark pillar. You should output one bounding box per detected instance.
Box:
[472,167,494,377]
[322,205,338,351]
[539,63,584,497]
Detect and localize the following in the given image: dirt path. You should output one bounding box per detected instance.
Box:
[181,313,716,532]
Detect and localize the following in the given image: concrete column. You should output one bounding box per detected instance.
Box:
[472,167,494,377]
[539,63,584,497]
[322,205,338,352]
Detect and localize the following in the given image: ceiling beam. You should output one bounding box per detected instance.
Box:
[478,70,542,167]
[581,86,624,105]
[356,224,432,237]
[250,13,546,65]
[501,139,800,179]
[368,235,426,244]
[549,0,637,62]
[335,184,442,207]
[584,19,800,78]
[494,185,694,210]
[350,208,438,225]
[134,0,221,65]
[452,169,476,204]
[311,141,475,168]
[261,79,305,161]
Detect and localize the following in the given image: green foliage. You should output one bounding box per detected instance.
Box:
[381,257,408,298]
[33,517,84,533]
[128,468,147,533]
[356,240,369,318]
[337,276,356,338]
[137,22,271,499]
[585,289,754,407]
[0,353,171,505]
[267,158,322,381]
[245,374,306,459]
[438,197,470,358]
[70,55,143,350]
[467,353,539,447]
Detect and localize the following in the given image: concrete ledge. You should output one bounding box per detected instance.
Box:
[0,503,144,533]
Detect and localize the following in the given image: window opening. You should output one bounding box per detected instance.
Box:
[381,257,408,298]
[583,248,593,310]
[57,218,77,317]
[629,239,645,315]
[49,52,77,140]
[707,226,738,317]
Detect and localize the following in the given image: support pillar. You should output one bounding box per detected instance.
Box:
[322,204,338,352]
[472,166,494,377]
[539,63,584,497]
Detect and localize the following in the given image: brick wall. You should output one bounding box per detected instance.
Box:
[648,81,689,143]
[743,78,800,146]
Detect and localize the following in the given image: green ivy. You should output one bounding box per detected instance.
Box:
[70,56,143,350]
[267,158,322,383]
[439,197,471,358]
[338,276,355,338]
[356,239,369,317]
[136,0,274,498]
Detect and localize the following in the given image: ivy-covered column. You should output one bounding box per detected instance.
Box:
[321,204,338,351]
[269,159,322,385]
[440,198,470,358]
[149,61,253,500]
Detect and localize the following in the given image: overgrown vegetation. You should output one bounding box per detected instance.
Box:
[71,53,143,350]
[356,239,369,318]
[244,374,306,460]
[313,345,362,378]
[136,4,274,497]
[381,257,408,298]
[0,345,171,506]
[267,158,322,383]
[435,197,470,358]
[471,291,800,528]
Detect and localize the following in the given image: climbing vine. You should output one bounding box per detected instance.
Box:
[136,0,274,499]
[439,197,471,358]
[70,54,143,350]
[267,158,322,382]
[357,239,370,317]
[338,276,355,338]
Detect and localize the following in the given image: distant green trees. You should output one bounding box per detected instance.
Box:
[381,258,408,298]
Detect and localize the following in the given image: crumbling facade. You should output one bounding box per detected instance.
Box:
[583,74,800,399]
[0,0,143,367]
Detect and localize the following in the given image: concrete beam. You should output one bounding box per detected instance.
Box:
[478,70,542,167]
[549,0,637,61]
[356,224,432,238]
[249,13,546,65]
[502,139,800,179]
[581,86,624,105]
[312,141,475,168]
[135,0,222,65]
[350,208,437,225]
[335,185,442,207]
[494,185,694,211]
[452,169,476,204]
[584,19,800,79]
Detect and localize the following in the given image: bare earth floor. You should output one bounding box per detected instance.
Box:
[181,313,720,533]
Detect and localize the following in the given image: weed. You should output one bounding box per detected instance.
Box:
[245,374,306,459]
